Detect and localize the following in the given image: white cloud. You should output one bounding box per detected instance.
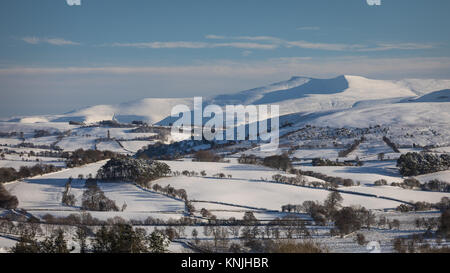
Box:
[22,37,80,46]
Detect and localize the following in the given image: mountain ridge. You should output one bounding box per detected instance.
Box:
[4,75,450,127]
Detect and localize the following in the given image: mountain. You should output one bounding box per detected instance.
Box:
[5,75,450,127]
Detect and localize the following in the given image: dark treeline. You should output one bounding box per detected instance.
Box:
[383,136,400,153]
[312,158,359,167]
[193,150,223,162]
[96,157,171,186]
[66,149,124,168]
[238,154,292,171]
[0,164,61,184]
[9,222,169,253]
[338,137,365,157]
[397,152,450,176]
[391,177,450,192]
[294,169,357,187]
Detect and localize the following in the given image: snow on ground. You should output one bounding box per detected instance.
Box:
[0,158,66,170]
[291,148,340,160]
[120,140,154,153]
[299,161,403,185]
[0,138,23,146]
[0,122,74,134]
[156,176,403,210]
[162,160,294,182]
[29,211,186,222]
[57,136,96,151]
[96,141,126,153]
[344,186,450,204]
[74,127,157,140]
[431,146,450,153]
[0,237,17,253]
[25,135,60,146]
[4,161,186,221]
[312,102,450,131]
[168,241,193,253]
[415,170,450,183]
[99,182,185,213]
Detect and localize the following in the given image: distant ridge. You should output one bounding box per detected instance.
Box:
[5,75,450,127]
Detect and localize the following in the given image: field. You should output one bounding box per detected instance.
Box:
[0,75,449,253]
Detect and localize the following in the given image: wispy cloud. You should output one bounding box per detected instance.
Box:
[360,42,436,52]
[205,35,435,52]
[297,26,321,31]
[21,35,437,53]
[22,37,80,46]
[111,41,208,49]
[111,41,277,50]
[287,40,366,51]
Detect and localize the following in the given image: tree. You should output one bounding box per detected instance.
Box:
[397,152,450,176]
[332,207,363,236]
[75,226,89,253]
[192,229,199,245]
[93,224,151,253]
[39,229,72,253]
[0,183,19,209]
[438,209,450,238]
[193,150,221,162]
[356,233,367,246]
[324,191,343,215]
[10,229,40,253]
[363,210,376,230]
[81,184,119,211]
[391,219,401,230]
[148,230,170,253]
[263,154,292,171]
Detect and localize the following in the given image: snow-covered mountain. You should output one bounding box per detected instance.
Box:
[4,75,450,127]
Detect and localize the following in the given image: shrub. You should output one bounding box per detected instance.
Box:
[356,233,367,246]
[332,207,363,236]
[193,150,222,162]
[374,179,387,186]
[0,183,19,209]
[81,184,119,212]
[263,154,292,171]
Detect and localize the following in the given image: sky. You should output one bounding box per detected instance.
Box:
[0,0,450,117]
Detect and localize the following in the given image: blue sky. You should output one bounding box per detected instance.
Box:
[0,0,450,117]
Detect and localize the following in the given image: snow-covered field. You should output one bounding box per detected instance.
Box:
[0,75,449,253]
[4,161,186,221]
[156,176,403,210]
